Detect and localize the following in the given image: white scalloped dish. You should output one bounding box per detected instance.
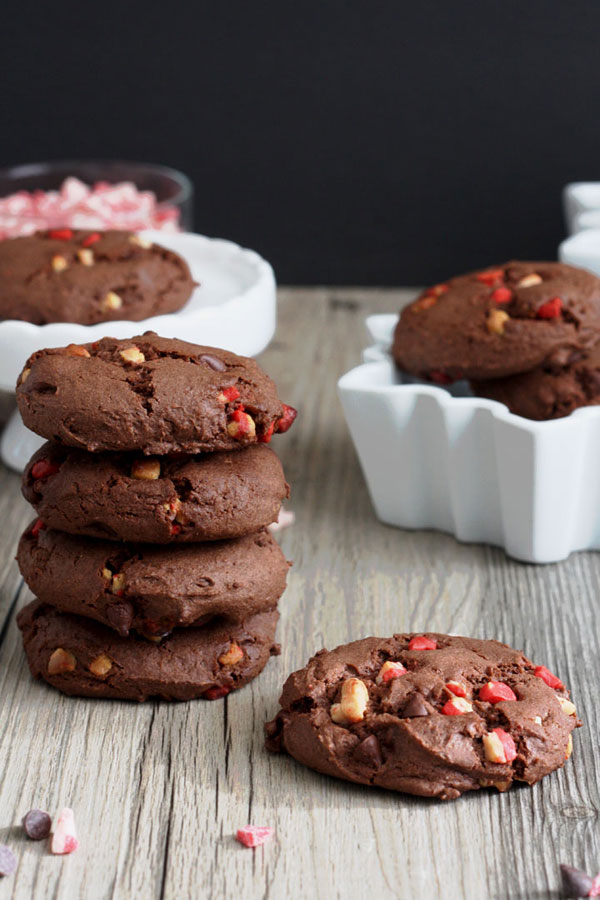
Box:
[338,314,600,564]
[0,230,276,471]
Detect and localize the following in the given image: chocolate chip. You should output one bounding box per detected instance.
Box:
[106,600,134,637]
[22,809,51,840]
[401,694,429,718]
[0,845,16,877]
[560,864,593,898]
[199,353,227,372]
[351,734,383,768]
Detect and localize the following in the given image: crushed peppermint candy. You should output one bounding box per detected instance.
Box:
[0,177,180,239]
[235,826,274,848]
[50,808,79,855]
[268,507,295,533]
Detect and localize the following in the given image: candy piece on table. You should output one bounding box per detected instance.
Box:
[0,846,17,877]
[22,809,52,840]
[51,808,79,855]
[559,864,594,898]
[268,507,296,533]
[235,826,274,848]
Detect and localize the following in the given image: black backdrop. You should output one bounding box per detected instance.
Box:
[2,1,600,285]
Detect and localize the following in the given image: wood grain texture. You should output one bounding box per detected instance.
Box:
[0,287,598,900]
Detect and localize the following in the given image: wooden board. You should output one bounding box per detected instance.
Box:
[0,288,598,899]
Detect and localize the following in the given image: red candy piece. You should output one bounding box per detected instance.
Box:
[229,408,253,436]
[258,422,275,444]
[275,403,297,434]
[441,697,472,716]
[429,370,453,385]
[31,459,60,480]
[534,665,565,691]
[492,728,517,763]
[236,826,274,849]
[204,685,231,700]
[490,287,513,304]
[476,269,504,286]
[425,283,449,298]
[408,636,437,651]
[478,681,517,703]
[220,386,241,403]
[51,808,79,855]
[81,232,101,247]
[445,681,467,698]
[536,297,563,319]
[170,523,182,536]
[31,519,45,539]
[48,228,73,240]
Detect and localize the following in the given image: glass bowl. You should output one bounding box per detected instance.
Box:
[0,159,194,236]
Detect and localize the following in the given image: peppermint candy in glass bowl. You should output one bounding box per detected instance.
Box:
[0,160,193,238]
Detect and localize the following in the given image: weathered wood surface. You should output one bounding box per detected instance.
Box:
[0,287,598,900]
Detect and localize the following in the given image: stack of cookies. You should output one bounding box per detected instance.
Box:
[14,333,296,702]
[392,260,600,420]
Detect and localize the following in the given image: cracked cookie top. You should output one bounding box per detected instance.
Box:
[16,333,296,454]
[0,229,195,324]
[392,261,600,380]
[266,633,580,801]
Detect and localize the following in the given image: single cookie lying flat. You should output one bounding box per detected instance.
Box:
[470,343,600,420]
[23,442,289,542]
[16,333,297,454]
[18,524,289,638]
[18,600,279,701]
[0,229,194,324]
[392,261,600,380]
[266,633,579,801]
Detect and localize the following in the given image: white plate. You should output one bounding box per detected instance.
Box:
[338,314,600,564]
[0,230,277,470]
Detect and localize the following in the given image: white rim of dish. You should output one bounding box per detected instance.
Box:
[0,229,274,338]
[338,313,600,435]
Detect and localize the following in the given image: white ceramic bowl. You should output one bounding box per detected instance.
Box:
[338,315,600,564]
[563,182,600,234]
[0,230,276,471]
[559,228,600,278]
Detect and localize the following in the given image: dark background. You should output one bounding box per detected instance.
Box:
[2,2,599,285]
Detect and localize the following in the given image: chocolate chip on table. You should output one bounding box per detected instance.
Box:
[0,845,17,877]
[560,864,594,897]
[22,808,52,840]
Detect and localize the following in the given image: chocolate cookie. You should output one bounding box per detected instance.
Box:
[470,343,600,420]
[266,633,579,801]
[23,442,289,542]
[0,229,194,324]
[17,525,289,637]
[16,333,296,454]
[392,261,600,380]
[18,600,280,701]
